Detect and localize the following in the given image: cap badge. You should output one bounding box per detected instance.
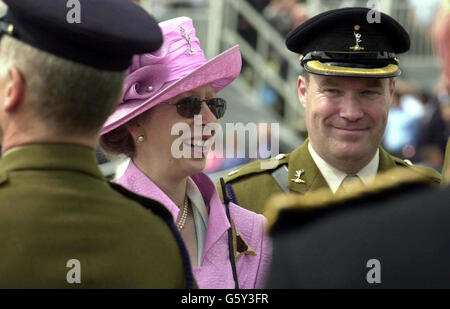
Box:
[291,169,306,184]
[180,26,197,55]
[350,25,364,51]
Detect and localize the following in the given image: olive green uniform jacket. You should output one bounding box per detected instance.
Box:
[0,144,191,288]
[217,140,441,214]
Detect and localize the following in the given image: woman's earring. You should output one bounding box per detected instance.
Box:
[136,133,145,143]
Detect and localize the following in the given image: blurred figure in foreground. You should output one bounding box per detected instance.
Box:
[265,168,449,288]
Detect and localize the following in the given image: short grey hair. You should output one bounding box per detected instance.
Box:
[0,35,125,136]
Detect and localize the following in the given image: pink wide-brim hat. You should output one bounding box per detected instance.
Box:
[101,16,242,135]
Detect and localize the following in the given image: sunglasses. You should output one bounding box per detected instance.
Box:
[163,97,227,119]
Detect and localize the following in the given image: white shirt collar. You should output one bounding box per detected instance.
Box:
[308,142,379,194]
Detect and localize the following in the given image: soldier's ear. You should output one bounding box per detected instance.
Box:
[386,78,396,106]
[297,75,308,108]
[390,78,396,98]
[3,66,25,112]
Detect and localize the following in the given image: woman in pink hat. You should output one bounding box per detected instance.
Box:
[100,17,271,289]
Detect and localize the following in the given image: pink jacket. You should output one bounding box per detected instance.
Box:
[113,160,272,289]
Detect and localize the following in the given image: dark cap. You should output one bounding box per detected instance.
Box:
[0,0,163,71]
[286,7,410,78]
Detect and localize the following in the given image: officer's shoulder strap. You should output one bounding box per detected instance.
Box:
[390,156,441,184]
[222,154,290,184]
[271,165,290,192]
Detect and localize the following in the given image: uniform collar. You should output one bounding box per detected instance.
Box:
[0,143,104,180]
[378,146,398,171]
[308,142,379,193]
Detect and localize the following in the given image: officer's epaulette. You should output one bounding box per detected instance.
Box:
[265,167,437,235]
[391,156,441,183]
[223,154,290,184]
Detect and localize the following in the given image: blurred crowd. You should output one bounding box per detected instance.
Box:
[383,0,450,172]
[383,79,449,172]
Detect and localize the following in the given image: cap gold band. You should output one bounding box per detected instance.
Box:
[305,60,399,77]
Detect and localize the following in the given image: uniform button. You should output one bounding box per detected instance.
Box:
[275,154,286,160]
[228,169,239,176]
[403,159,413,166]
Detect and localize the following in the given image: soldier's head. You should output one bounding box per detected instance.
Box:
[0,0,162,153]
[0,36,125,146]
[287,7,410,173]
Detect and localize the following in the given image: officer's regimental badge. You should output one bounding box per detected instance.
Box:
[291,170,306,184]
[350,25,364,51]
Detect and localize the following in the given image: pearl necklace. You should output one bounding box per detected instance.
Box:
[176,196,189,231]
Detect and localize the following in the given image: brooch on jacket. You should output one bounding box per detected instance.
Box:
[231,219,256,259]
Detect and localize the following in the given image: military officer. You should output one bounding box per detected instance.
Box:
[218,7,441,214]
[264,168,449,288]
[0,0,193,288]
